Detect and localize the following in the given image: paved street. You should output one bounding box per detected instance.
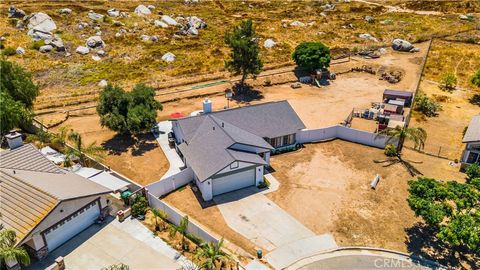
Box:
[29,217,186,270]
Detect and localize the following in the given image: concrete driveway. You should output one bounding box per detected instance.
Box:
[29,217,185,270]
[214,187,332,250]
[154,121,185,179]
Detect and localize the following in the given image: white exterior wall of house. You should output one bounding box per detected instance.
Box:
[21,195,108,250]
[255,165,264,185]
[462,141,480,166]
[195,176,213,201]
[216,161,255,174]
[229,143,270,154]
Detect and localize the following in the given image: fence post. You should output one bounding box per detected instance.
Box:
[438,146,442,157]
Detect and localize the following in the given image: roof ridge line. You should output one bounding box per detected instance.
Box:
[208,115,237,161]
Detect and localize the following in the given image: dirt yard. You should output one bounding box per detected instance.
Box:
[51,113,169,186]
[162,184,257,256]
[268,140,466,252]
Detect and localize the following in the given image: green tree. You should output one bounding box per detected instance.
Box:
[195,238,230,270]
[64,130,105,166]
[169,216,189,251]
[224,19,263,92]
[292,42,331,72]
[0,229,30,267]
[407,177,480,252]
[0,59,38,136]
[148,208,167,231]
[0,92,32,135]
[414,94,441,117]
[97,84,162,135]
[471,69,480,87]
[0,59,39,108]
[466,164,480,180]
[440,72,457,91]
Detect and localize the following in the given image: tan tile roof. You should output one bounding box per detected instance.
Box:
[0,144,62,174]
[0,170,58,240]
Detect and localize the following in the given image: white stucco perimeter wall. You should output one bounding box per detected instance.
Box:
[147,167,194,197]
[297,125,396,149]
[148,193,219,244]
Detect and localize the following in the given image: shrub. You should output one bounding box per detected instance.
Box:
[465,163,480,180]
[414,94,442,117]
[439,72,457,91]
[384,144,397,157]
[31,40,45,50]
[471,69,480,87]
[469,93,480,106]
[1,47,16,56]
[258,177,271,189]
[131,195,148,217]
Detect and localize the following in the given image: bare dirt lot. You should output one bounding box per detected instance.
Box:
[51,113,169,186]
[268,140,466,252]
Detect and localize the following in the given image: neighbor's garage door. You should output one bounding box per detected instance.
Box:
[212,168,255,196]
[44,200,100,251]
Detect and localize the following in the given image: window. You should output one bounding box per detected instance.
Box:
[466,152,479,164]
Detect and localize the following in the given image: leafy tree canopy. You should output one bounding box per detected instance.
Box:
[292,42,331,72]
[97,84,162,135]
[0,59,38,136]
[0,59,39,108]
[407,177,480,252]
[224,19,263,89]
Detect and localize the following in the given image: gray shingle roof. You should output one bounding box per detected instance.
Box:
[463,115,480,143]
[176,100,306,142]
[175,101,304,182]
[0,144,62,173]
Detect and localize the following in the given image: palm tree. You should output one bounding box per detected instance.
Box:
[376,126,426,176]
[170,216,189,251]
[379,125,427,153]
[194,238,230,270]
[0,229,30,267]
[148,208,167,231]
[65,130,106,166]
[50,125,70,150]
[25,128,53,148]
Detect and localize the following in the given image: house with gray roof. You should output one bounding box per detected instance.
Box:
[172,100,305,200]
[0,140,111,261]
[461,115,480,168]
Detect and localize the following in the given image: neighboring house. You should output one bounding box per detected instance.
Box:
[172,100,306,201]
[0,141,111,260]
[461,115,480,169]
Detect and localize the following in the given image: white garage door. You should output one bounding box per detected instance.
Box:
[44,201,100,251]
[212,168,255,196]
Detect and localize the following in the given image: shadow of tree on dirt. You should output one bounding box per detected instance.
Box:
[405,223,479,269]
[231,83,264,103]
[101,133,157,157]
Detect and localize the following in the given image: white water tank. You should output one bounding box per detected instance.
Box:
[203,98,212,114]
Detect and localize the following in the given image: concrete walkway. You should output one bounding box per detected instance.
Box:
[154,121,185,179]
[29,217,188,270]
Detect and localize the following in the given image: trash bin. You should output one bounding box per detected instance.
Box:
[121,190,132,205]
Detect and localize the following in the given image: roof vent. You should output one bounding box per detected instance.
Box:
[221,122,224,128]
[5,131,23,150]
[203,98,212,114]
[213,126,215,130]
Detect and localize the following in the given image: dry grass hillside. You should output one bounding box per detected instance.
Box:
[0,0,478,110]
